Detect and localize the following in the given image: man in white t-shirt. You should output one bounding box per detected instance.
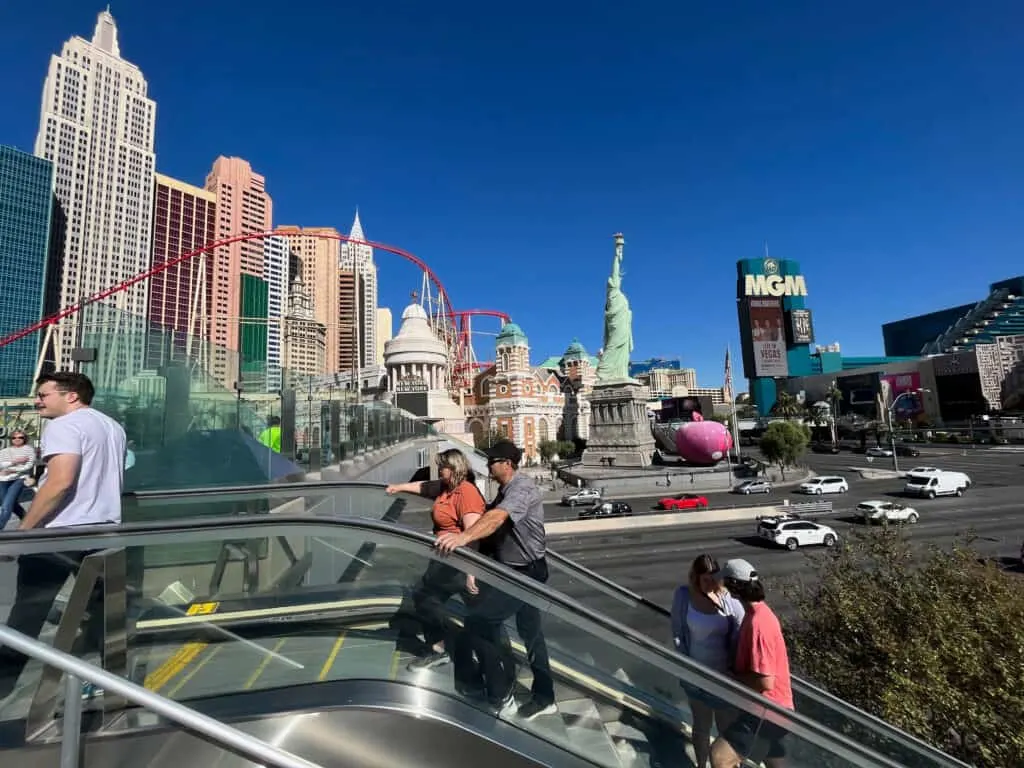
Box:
[0,371,125,701]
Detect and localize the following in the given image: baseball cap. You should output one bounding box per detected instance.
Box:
[485,440,522,465]
[720,558,758,583]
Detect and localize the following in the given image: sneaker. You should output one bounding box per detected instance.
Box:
[491,692,517,715]
[454,681,486,699]
[516,698,557,721]
[406,651,451,672]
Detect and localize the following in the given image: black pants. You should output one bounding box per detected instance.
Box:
[0,551,104,698]
[393,561,467,655]
[452,558,554,706]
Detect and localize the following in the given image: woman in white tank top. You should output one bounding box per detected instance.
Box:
[671,553,746,768]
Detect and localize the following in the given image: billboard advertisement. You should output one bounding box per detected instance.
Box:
[880,372,923,419]
[786,309,815,346]
[748,298,788,377]
[836,372,881,418]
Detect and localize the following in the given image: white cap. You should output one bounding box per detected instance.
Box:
[721,558,758,583]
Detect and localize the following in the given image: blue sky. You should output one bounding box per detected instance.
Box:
[3,1,1024,389]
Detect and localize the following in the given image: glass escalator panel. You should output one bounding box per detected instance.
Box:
[0,518,903,768]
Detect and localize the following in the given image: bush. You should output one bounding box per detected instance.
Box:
[758,420,810,479]
[783,529,1024,766]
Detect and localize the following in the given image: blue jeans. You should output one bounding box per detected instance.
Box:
[0,479,26,528]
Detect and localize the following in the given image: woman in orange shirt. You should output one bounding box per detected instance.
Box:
[386,448,486,670]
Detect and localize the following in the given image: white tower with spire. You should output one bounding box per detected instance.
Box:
[34,8,157,381]
[339,210,378,369]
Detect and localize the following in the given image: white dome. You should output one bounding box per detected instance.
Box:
[384,302,447,365]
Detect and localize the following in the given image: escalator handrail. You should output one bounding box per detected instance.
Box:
[0,625,319,768]
[121,480,966,767]
[543,549,970,768]
[0,516,938,768]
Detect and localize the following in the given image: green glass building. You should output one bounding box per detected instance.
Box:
[0,146,57,397]
[239,273,269,390]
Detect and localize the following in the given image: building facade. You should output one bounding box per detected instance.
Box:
[147,173,216,371]
[204,156,273,386]
[465,323,565,462]
[278,225,342,374]
[339,212,377,369]
[263,235,289,391]
[0,147,57,396]
[34,9,157,375]
[376,307,393,366]
[283,278,326,389]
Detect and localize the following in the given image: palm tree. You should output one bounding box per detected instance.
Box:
[826,382,843,445]
[772,391,803,419]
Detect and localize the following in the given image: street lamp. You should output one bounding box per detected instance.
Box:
[888,388,929,472]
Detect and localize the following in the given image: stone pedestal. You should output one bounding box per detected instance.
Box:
[581,382,657,468]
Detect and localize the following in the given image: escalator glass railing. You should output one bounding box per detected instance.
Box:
[125,481,966,768]
[0,517,901,768]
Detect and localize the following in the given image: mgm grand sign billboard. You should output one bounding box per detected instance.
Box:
[742,258,808,298]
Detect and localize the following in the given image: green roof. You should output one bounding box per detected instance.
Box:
[563,338,588,360]
[496,322,528,347]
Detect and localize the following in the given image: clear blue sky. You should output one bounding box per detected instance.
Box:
[3,1,1024,389]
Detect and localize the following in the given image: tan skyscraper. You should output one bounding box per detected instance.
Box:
[340,212,378,368]
[284,277,326,387]
[34,9,156,378]
[277,226,342,374]
[376,308,393,366]
[204,157,273,385]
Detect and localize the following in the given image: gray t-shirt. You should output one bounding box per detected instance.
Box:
[484,472,546,566]
[40,408,126,528]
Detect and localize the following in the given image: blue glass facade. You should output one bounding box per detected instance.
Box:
[0,146,55,397]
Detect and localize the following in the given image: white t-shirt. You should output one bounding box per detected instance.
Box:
[40,408,126,527]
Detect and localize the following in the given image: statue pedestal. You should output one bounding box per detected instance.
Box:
[581,382,656,469]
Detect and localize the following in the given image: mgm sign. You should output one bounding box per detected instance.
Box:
[743,258,808,298]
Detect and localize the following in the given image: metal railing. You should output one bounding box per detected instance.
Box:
[0,625,319,768]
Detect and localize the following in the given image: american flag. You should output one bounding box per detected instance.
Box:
[724,347,733,402]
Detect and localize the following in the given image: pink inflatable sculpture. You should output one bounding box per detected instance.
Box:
[674,412,733,466]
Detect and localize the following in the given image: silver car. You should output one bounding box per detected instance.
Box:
[733,479,773,495]
[560,487,603,507]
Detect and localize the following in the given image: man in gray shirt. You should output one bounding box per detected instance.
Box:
[435,440,556,720]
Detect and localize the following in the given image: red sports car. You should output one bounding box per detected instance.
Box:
[659,494,709,511]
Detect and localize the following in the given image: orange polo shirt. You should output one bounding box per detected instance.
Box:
[432,480,486,535]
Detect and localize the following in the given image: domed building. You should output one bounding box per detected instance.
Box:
[553,338,597,441]
[465,322,566,463]
[383,301,469,438]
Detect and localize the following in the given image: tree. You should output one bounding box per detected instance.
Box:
[771,391,803,419]
[538,439,576,463]
[783,530,1024,767]
[475,427,506,450]
[758,420,808,478]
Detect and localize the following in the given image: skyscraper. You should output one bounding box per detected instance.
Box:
[339,212,378,368]
[0,146,58,396]
[204,156,273,386]
[147,173,216,371]
[375,307,393,366]
[263,235,289,391]
[34,9,156,376]
[278,226,342,374]
[284,278,327,388]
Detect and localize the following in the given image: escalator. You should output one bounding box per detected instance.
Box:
[0,501,965,766]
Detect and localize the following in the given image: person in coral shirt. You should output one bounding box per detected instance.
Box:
[711,558,793,768]
[386,448,485,670]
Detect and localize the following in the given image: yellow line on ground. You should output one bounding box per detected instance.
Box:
[318,632,347,681]
[145,642,207,693]
[167,645,222,698]
[245,638,288,690]
[388,651,400,680]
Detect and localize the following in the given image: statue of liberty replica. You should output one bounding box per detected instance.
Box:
[583,234,656,468]
[596,233,639,385]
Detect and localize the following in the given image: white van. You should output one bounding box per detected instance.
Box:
[903,470,971,499]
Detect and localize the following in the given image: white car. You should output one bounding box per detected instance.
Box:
[866,446,894,458]
[798,476,849,495]
[857,500,919,524]
[758,519,839,550]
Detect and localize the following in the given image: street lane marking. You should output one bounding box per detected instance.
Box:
[388,651,400,680]
[318,632,347,681]
[245,638,288,690]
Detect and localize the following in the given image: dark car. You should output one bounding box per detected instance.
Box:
[895,445,921,457]
[578,501,633,519]
[811,442,841,454]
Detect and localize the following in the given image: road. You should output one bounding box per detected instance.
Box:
[545,447,1024,639]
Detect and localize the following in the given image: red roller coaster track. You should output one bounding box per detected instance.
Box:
[0,229,453,350]
[447,309,511,382]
